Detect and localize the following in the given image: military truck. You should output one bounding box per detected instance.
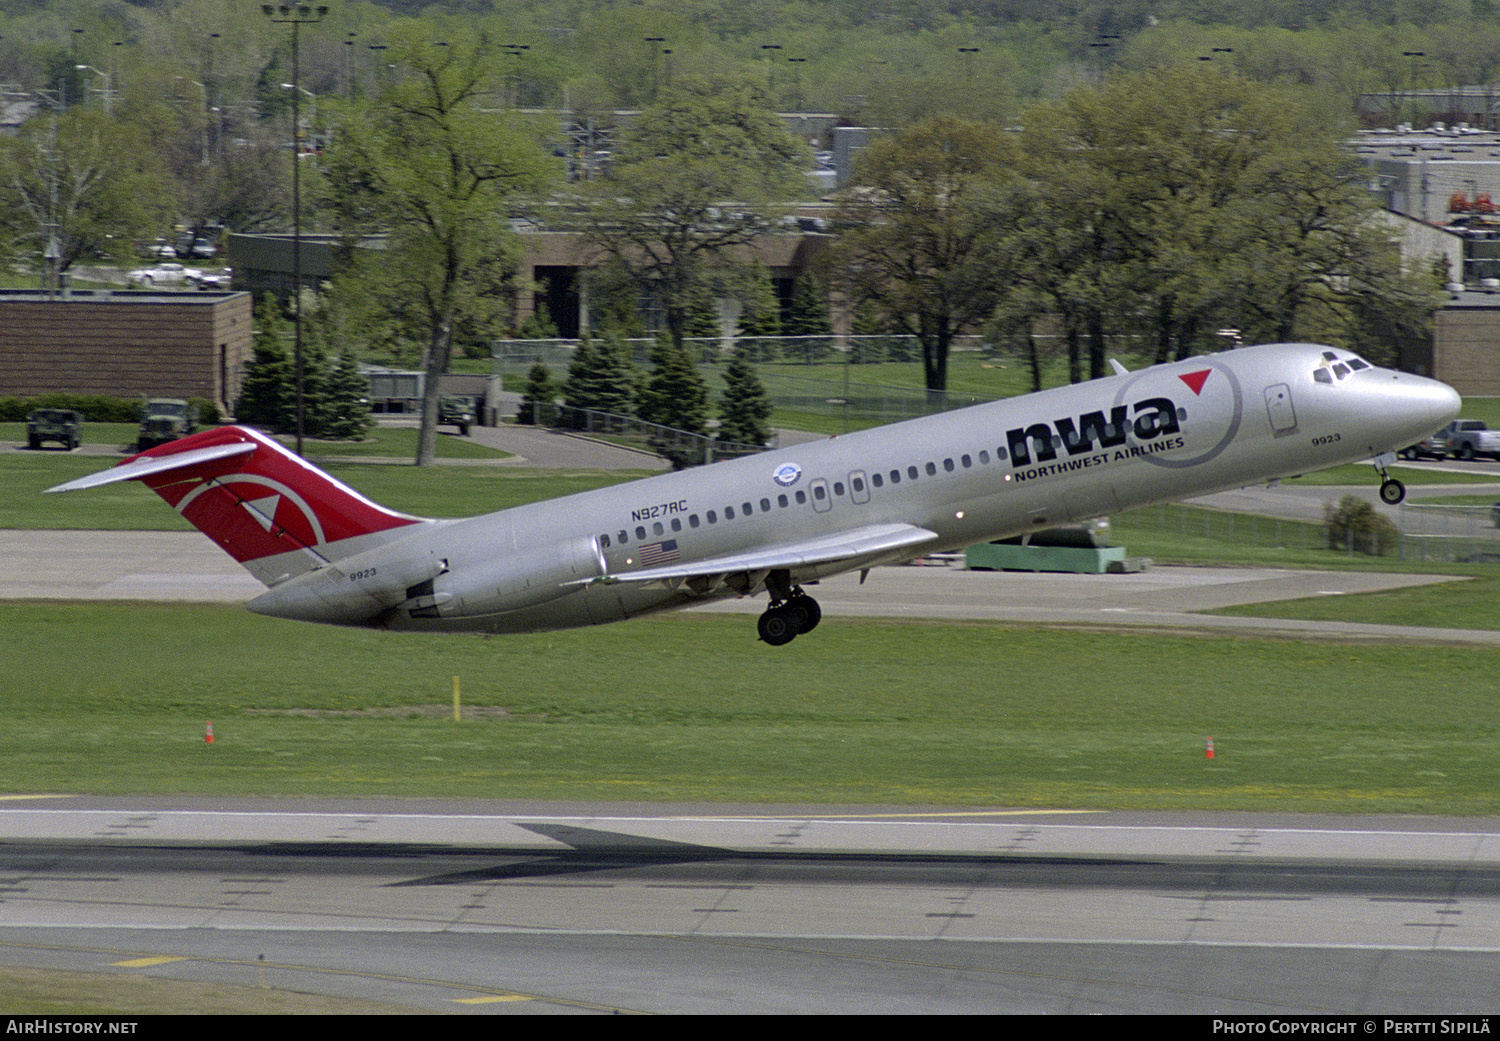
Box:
[137,399,199,451]
[439,394,477,437]
[26,408,82,450]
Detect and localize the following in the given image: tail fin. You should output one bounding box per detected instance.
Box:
[48,426,427,586]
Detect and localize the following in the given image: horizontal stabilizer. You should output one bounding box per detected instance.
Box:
[579,522,938,587]
[46,442,257,494]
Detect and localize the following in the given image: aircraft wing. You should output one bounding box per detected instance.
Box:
[579,521,939,588]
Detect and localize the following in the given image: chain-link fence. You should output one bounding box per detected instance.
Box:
[1116,500,1500,564]
[1396,502,1500,563]
[515,401,766,466]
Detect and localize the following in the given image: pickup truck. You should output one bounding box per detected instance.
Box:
[1444,419,1500,461]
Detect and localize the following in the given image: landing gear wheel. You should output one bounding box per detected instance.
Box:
[757,605,801,646]
[787,595,821,634]
[1380,479,1406,505]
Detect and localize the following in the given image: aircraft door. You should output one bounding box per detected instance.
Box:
[1264,383,1298,435]
[809,477,832,513]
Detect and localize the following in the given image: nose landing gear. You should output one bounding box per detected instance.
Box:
[1373,451,1405,505]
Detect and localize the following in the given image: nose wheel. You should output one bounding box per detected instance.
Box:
[1372,452,1405,505]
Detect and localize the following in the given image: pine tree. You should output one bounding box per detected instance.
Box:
[734,265,782,361]
[639,333,709,468]
[562,330,635,425]
[236,297,295,431]
[323,349,373,441]
[517,362,558,425]
[783,273,833,362]
[717,349,773,448]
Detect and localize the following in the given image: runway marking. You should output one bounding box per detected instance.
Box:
[455,994,531,1004]
[113,955,186,968]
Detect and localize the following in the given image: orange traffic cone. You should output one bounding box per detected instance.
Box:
[205,720,215,745]
[1205,736,1214,760]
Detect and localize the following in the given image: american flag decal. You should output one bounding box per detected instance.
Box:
[639,539,680,566]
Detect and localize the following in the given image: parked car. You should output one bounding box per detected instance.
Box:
[137,399,199,451]
[1399,425,1452,460]
[439,394,477,436]
[126,261,204,288]
[25,408,82,450]
[1444,419,1500,461]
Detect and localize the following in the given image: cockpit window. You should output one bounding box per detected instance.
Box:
[1313,351,1371,384]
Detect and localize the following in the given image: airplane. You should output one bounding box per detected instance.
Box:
[48,342,1460,646]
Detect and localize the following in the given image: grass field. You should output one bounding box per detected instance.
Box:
[5,414,1500,812]
[2,601,1496,813]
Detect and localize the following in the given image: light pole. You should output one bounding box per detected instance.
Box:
[262,4,328,457]
[73,64,110,113]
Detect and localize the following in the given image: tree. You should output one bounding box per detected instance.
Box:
[516,362,558,425]
[1017,66,1440,373]
[637,334,709,469]
[836,114,1014,397]
[717,350,773,448]
[236,297,295,429]
[562,329,636,420]
[581,75,808,353]
[322,24,555,466]
[322,348,373,441]
[0,108,166,285]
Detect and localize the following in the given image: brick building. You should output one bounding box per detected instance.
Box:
[0,289,253,413]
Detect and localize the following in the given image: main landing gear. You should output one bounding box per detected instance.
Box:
[757,569,821,646]
[1373,452,1406,505]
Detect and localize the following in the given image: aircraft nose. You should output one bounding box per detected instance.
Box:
[1389,374,1461,443]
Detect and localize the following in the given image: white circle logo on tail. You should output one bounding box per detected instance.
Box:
[177,474,328,547]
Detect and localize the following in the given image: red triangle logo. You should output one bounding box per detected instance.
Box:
[1178,370,1212,395]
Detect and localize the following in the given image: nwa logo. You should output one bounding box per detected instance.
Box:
[1007,397,1182,468]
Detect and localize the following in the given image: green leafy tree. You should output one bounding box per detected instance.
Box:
[837,114,1014,397]
[717,350,773,448]
[322,23,555,466]
[0,108,167,285]
[582,74,808,353]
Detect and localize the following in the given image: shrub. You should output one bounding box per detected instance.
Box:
[1324,495,1400,556]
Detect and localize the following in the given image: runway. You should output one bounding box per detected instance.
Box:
[2,528,1499,1011]
[1,799,1498,1013]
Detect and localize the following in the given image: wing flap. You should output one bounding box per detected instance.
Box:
[576,522,938,587]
